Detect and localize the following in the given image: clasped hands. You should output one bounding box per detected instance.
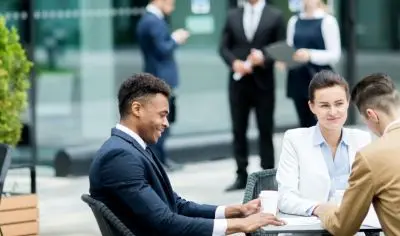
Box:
[233,48,311,75]
[232,49,265,76]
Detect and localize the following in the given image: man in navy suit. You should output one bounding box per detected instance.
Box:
[89,73,285,236]
[136,0,188,172]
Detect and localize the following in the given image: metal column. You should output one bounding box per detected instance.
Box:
[27,0,37,194]
[343,0,357,125]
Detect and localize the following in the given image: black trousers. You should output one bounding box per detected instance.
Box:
[293,98,317,128]
[229,77,275,178]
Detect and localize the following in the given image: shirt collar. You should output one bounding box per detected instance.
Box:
[244,0,266,13]
[299,9,326,19]
[383,118,400,135]
[116,123,147,150]
[313,123,348,146]
[146,3,164,19]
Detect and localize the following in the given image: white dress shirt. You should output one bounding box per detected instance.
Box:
[115,124,228,235]
[146,3,164,19]
[243,0,266,41]
[286,9,341,66]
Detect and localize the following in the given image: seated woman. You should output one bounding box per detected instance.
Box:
[276,70,372,217]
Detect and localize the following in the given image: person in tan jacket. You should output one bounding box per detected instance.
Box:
[313,73,400,236]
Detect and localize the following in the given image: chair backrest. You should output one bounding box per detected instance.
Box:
[243,168,278,204]
[243,169,278,236]
[81,194,135,236]
[0,144,12,198]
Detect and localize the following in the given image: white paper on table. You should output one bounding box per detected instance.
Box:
[280,216,321,226]
[362,206,381,228]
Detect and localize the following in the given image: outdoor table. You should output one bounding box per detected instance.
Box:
[260,212,382,235]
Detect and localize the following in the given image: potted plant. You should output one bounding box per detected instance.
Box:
[0,16,38,236]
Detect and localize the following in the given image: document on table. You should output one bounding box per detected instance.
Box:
[362,206,381,228]
[280,216,321,226]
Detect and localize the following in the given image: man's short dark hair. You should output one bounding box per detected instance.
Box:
[351,73,400,116]
[308,70,350,102]
[118,73,171,118]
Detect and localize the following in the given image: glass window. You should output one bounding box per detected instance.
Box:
[339,0,400,123]
[0,0,304,166]
[32,0,127,164]
[168,0,232,135]
[355,0,391,50]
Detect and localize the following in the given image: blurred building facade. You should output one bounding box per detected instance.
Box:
[0,0,399,168]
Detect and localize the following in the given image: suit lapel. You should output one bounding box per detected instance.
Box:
[111,129,171,191]
[251,6,268,43]
[311,126,331,180]
[307,143,331,200]
[314,145,331,179]
[146,147,176,206]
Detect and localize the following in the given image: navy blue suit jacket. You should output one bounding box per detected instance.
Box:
[136,12,179,88]
[89,128,217,236]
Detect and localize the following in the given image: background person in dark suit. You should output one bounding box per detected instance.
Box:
[136,0,189,171]
[88,73,285,236]
[219,0,285,191]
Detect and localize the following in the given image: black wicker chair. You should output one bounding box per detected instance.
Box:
[243,169,278,236]
[0,144,12,198]
[0,144,12,236]
[81,194,135,236]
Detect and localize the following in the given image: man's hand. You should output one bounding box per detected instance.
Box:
[241,213,286,233]
[293,48,310,62]
[247,49,265,66]
[225,212,286,234]
[232,59,252,75]
[313,203,337,217]
[171,28,190,44]
[240,198,261,217]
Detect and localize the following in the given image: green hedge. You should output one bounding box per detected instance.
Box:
[0,16,33,146]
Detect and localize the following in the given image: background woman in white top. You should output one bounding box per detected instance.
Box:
[284,0,341,128]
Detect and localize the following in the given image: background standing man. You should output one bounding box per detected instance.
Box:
[136,0,189,171]
[219,0,286,191]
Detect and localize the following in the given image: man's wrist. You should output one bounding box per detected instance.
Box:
[225,205,243,218]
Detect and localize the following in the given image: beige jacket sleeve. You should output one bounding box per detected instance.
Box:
[320,152,375,236]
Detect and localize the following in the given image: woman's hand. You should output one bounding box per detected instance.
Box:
[293,48,311,62]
